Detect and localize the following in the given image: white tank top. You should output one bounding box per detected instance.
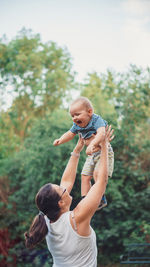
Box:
[45,211,97,267]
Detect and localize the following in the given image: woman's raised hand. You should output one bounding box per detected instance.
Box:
[105,125,115,143]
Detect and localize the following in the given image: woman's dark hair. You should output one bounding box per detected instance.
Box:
[24,183,61,249]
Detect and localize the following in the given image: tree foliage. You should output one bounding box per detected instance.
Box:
[81,72,117,120]
[0,29,75,149]
[81,66,150,264]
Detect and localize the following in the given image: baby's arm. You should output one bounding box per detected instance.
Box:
[86,127,105,154]
[53,130,76,146]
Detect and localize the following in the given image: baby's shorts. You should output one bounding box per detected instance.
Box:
[81,144,114,177]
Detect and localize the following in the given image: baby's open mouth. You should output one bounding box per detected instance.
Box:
[76,120,82,124]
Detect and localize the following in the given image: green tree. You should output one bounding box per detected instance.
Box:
[80,66,150,264]
[92,66,150,264]
[81,72,117,121]
[0,28,75,143]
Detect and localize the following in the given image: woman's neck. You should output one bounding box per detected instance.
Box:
[50,207,69,223]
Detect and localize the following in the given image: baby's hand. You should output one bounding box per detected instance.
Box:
[86,144,101,155]
[53,139,61,146]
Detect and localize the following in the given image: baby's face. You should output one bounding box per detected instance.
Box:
[69,102,93,128]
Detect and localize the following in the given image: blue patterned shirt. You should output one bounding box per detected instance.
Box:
[70,113,107,139]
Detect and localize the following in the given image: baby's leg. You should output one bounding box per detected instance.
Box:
[81,155,95,196]
[81,175,92,196]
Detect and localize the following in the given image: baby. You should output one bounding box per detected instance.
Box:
[53,97,114,209]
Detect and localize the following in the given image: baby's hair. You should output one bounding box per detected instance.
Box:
[70,96,94,112]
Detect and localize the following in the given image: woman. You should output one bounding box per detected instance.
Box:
[24,126,114,267]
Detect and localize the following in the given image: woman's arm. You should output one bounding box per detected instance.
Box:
[75,126,114,227]
[53,130,76,146]
[60,135,84,193]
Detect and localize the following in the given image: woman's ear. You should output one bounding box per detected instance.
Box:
[58,199,65,209]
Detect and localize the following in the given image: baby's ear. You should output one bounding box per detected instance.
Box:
[88,108,93,115]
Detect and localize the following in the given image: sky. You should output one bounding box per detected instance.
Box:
[0,0,150,82]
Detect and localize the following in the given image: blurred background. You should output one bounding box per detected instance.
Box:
[0,0,150,266]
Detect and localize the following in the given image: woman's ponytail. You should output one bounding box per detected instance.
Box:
[24,183,61,248]
[24,213,48,249]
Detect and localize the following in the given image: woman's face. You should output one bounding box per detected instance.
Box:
[52,184,72,208]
